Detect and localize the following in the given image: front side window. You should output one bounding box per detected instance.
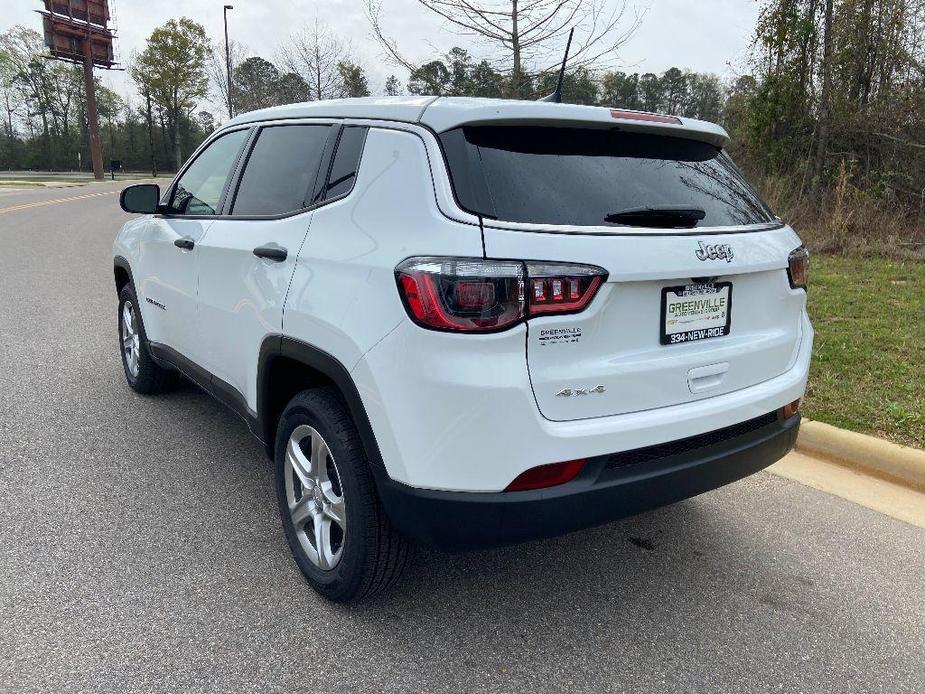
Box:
[168,129,249,216]
[440,126,776,228]
[232,125,331,216]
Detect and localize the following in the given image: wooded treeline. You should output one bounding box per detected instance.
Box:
[0,0,923,253]
[728,0,925,252]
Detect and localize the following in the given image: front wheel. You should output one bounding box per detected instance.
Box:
[117,285,178,394]
[275,388,409,602]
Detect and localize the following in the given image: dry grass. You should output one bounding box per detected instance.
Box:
[754,165,925,260]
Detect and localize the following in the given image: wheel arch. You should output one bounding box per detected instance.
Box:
[114,256,133,295]
[257,336,385,472]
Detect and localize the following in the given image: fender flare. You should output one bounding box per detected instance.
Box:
[257,335,385,470]
[113,255,135,292]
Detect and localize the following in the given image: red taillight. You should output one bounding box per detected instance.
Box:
[610,109,682,125]
[528,275,604,315]
[505,459,586,492]
[396,257,606,333]
[787,246,809,290]
[396,258,525,332]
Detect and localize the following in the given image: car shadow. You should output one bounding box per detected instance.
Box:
[150,372,801,630]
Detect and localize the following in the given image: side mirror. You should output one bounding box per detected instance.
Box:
[120,184,161,214]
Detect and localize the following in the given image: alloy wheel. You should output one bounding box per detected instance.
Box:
[284,425,346,570]
[121,300,140,378]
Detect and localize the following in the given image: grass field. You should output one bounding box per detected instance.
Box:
[805,255,924,449]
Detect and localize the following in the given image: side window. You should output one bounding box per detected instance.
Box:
[169,129,248,216]
[232,125,331,216]
[325,126,368,199]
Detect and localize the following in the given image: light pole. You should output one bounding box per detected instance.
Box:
[224,5,234,119]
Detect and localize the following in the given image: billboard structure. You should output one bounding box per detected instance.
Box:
[37,0,118,179]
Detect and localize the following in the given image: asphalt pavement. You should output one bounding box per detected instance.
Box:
[1,182,923,693]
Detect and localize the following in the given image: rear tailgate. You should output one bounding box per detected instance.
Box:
[484,225,806,421]
[435,118,807,422]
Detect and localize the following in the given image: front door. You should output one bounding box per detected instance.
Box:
[136,128,250,361]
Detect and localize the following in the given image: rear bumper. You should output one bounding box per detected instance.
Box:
[375,411,799,551]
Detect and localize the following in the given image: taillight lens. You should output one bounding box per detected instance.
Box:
[395,257,607,333]
[396,258,525,332]
[526,262,605,316]
[788,246,809,290]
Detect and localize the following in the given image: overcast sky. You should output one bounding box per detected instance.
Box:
[6,0,761,113]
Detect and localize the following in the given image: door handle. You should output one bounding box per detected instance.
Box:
[174,237,195,250]
[253,244,288,262]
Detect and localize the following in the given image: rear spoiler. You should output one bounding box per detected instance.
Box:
[419,98,729,149]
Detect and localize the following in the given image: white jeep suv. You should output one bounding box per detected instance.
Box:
[114,96,811,602]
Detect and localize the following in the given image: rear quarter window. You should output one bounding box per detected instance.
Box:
[324,126,368,200]
[439,126,776,228]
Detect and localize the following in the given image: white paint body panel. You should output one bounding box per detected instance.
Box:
[283,127,483,379]
[353,313,811,491]
[484,224,807,421]
[115,215,211,361]
[197,212,314,409]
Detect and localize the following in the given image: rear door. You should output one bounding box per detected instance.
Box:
[441,125,807,421]
[195,122,335,410]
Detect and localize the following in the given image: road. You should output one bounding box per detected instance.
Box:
[1,182,923,693]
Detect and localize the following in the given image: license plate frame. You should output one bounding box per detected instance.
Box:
[660,281,733,346]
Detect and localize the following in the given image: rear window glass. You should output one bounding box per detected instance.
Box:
[440,126,775,228]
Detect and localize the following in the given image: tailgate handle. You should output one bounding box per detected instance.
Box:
[688,362,729,394]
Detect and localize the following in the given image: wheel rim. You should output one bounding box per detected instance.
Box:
[284,425,346,570]
[121,300,140,379]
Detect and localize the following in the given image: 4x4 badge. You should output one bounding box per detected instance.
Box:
[695,240,734,263]
[556,385,606,397]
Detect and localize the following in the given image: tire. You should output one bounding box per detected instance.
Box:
[275,388,409,602]
[118,284,178,394]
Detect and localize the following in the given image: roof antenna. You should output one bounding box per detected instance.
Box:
[540,28,574,103]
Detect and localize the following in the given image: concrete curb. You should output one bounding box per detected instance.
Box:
[796,419,925,492]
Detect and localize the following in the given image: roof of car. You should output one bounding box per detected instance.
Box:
[225,96,730,147]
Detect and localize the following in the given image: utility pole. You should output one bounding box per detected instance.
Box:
[82,27,105,180]
[224,5,234,119]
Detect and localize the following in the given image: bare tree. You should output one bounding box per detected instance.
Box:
[208,39,248,119]
[367,0,641,95]
[280,19,356,101]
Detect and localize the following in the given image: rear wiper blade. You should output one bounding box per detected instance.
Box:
[604,205,706,229]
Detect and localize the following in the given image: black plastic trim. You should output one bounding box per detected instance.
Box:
[113,256,135,292]
[148,342,262,441]
[373,411,800,551]
[257,335,386,469]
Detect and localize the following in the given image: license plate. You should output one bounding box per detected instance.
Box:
[660,282,732,345]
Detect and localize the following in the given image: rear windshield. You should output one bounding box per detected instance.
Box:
[439,126,776,228]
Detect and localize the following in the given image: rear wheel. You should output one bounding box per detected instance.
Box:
[275,388,409,602]
[118,285,178,394]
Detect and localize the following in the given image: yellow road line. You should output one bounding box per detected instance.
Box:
[0,190,119,215]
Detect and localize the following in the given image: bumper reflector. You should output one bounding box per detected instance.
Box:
[505,459,586,492]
